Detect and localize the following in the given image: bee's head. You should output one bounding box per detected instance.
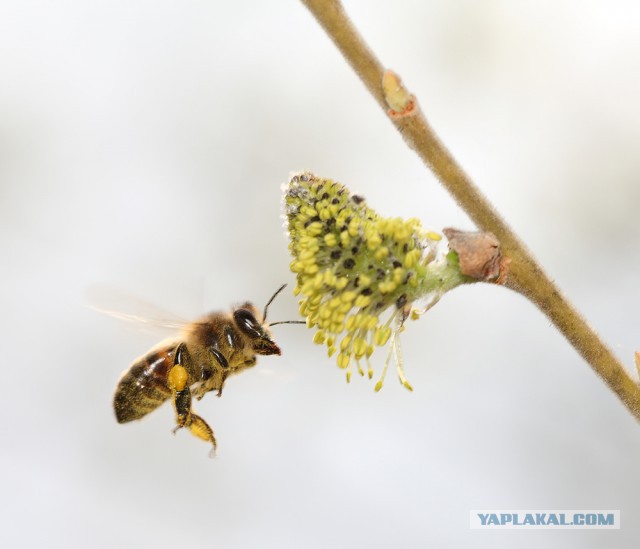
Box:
[233,303,281,356]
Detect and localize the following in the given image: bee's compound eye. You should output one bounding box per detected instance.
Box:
[233,308,262,339]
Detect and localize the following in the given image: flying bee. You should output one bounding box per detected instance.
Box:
[111,284,300,457]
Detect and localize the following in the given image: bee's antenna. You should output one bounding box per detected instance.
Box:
[263,283,288,323]
[269,320,306,327]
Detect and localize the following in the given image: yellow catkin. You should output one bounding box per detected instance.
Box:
[374,247,389,261]
[337,352,351,369]
[285,172,459,393]
[366,233,382,250]
[341,291,357,303]
[374,326,392,346]
[324,233,337,247]
[340,335,352,351]
[353,338,367,358]
[307,222,323,236]
[393,267,405,284]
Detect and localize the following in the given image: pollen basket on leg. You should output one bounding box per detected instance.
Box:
[284,172,461,391]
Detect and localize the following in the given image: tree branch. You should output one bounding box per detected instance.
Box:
[300,0,640,421]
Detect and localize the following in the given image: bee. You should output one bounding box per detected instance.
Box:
[112,284,299,456]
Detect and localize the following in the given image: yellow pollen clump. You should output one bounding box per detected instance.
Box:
[168,365,188,391]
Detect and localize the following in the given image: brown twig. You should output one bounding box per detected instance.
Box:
[300,0,640,421]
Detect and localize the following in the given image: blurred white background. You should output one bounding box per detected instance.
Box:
[1,1,639,547]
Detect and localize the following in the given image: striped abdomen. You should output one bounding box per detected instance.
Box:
[113,344,177,423]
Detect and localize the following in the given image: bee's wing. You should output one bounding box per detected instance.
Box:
[87,285,192,336]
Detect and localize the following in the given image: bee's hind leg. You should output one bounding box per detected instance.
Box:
[168,346,217,457]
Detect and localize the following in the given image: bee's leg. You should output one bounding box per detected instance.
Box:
[208,347,231,398]
[169,370,218,456]
[185,413,217,458]
[168,347,217,457]
[193,365,214,401]
[217,356,257,397]
[217,370,229,398]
